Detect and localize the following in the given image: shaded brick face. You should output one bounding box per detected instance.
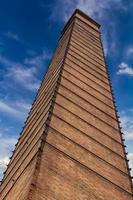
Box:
[0,16,70,200]
[0,10,132,200]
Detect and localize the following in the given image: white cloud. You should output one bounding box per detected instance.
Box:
[0,49,50,180]
[0,98,31,180]
[7,65,41,91]
[127,153,133,176]
[24,50,50,67]
[51,0,126,56]
[120,110,133,176]
[125,133,133,141]
[52,0,123,22]
[0,99,31,120]
[0,99,31,179]
[5,31,20,41]
[120,111,133,141]
[0,49,50,91]
[0,101,22,117]
[127,47,133,57]
[15,101,31,111]
[0,135,17,180]
[0,157,10,177]
[0,55,40,91]
[117,62,133,76]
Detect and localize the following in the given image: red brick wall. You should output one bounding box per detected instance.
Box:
[1,10,132,200]
[26,11,133,200]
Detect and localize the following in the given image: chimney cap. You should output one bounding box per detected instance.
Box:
[61,9,101,36]
[74,9,101,28]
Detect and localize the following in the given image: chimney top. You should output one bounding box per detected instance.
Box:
[61,9,100,36]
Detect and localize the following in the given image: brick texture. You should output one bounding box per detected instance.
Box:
[0,9,133,200]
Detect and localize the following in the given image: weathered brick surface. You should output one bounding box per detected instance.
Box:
[29,144,133,200]
[0,143,39,197]
[65,58,109,88]
[0,156,37,200]
[66,53,109,80]
[62,70,113,106]
[75,17,100,37]
[54,95,121,141]
[60,76,116,118]
[1,9,132,200]
[69,46,106,73]
[70,41,105,66]
[50,114,124,158]
[73,25,101,47]
[58,84,118,129]
[4,123,46,179]
[71,37,104,62]
[72,30,103,57]
[64,64,111,95]
[0,14,70,199]
[46,128,131,191]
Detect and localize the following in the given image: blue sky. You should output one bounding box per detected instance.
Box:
[0,0,133,179]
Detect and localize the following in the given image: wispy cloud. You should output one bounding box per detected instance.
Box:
[24,50,50,68]
[117,62,133,76]
[0,48,50,181]
[51,0,126,56]
[0,134,17,180]
[127,153,133,176]
[0,99,30,179]
[0,100,23,118]
[5,31,21,41]
[0,49,49,178]
[51,0,124,22]
[0,49,50,91]
[120,110,133,175]
[120,110,133,141]
[15,101,31,111]
[0,99,31,120]
[7,65,41,91]
[127,47,133,57]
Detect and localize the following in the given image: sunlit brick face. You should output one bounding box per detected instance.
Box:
[0,9,133,200]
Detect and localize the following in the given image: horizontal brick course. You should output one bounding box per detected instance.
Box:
[60,76,116,118]
[55,95,121,141]
[0,156,37,200]
[31,144,132,200]
[65,58,109,88]
[58,84,118,128]
[1,9,132,200]
[50,114,124,158]
[46,129,131,192]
